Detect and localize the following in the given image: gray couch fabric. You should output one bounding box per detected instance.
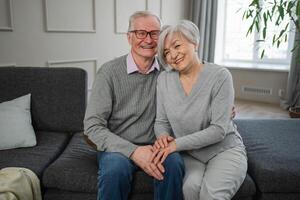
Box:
[43,132,156,194]
[235,119,300,194]
[0,67,87,132]
[0,131,70,177]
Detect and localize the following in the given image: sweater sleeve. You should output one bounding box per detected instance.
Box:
[83,67,138,158]
[154,72,172,138]
[175,69,234,151]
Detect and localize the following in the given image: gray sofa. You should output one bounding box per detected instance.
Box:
[0,66,299,200]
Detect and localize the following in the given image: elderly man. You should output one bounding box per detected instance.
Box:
[84,11,184,200]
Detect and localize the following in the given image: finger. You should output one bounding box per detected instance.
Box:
[145,165,159,180]
[150,163,163,180]
[150,148,159,162]
[147,164,160,180]
[160,151,169,164]
[154,150,165,164]
[163,137,168,147]
[167,136,174,141]
[154,141,160,149]
[158,139,165,148]
[157,162,165,173]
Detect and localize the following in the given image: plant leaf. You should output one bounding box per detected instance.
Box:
[263,27,267,39]
[263,12,267,26]
[278,5,284,20]
[246,23,254,36]
[296,0,300,16]
[278,29,286,38]
[272,34,276,45]
[255,21,260,32]
[260,49,265,58]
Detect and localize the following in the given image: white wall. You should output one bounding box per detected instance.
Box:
[0,0,288,104]
[0,0,190,94]
[229,68,288,104]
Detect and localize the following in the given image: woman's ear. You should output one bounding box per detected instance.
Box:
[194,44,199,52]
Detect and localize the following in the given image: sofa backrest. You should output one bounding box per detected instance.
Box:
[0,67,87,133]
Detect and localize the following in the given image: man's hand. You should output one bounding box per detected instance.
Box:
[130,145,164,180]
[153,141,176,165]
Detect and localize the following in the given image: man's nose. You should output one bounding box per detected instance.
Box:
[143,33,153,43]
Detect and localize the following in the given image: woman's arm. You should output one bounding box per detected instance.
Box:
[154,73,173,138]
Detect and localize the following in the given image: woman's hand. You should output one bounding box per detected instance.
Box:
[154,135,174,150]
[153,141,177,165]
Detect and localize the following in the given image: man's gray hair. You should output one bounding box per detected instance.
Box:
[128,11,162,31]
[158,20,200,67]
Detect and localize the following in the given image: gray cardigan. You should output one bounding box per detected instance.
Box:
[154,63,243,163]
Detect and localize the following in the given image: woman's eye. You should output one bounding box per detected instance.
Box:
[175,45,180,48]
[164,52,169,56]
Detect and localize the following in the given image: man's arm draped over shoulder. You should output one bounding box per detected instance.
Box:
[84,68,138,158]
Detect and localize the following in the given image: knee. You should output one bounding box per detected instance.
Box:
[164,152,185,176]
[98,152,132,181]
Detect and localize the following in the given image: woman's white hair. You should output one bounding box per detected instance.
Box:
[128,11,161,31]
[157,20,200,68]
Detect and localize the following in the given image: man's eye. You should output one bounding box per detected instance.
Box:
[164,52,169,56]
[175,45,180,48]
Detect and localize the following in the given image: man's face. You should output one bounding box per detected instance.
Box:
[127,16,161,60]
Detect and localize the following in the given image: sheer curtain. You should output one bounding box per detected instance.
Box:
[190,0,218,62]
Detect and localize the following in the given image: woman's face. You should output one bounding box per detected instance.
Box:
[163,32,197,72]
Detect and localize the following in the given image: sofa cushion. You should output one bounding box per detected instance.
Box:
[235,119,300,193]
[43,133,154,194]
[0,94,36,150]
[0,131,70,177]
[259,193,300,200]
[0,67,87,132]
[43,132,98,193]
[233,174,256,199]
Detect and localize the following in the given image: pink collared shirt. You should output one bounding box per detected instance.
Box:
[126,53,160,74]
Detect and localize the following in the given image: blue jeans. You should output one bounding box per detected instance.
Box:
[97,151,184,200]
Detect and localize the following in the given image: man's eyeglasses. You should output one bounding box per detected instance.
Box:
[129,30,160,39]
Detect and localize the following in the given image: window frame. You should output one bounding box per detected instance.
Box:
[214,0,295,71]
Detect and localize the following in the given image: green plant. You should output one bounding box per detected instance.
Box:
[242,0,300,58]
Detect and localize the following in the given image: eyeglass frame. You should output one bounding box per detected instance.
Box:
[129,30,160,40]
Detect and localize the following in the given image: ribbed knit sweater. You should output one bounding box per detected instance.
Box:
[84,55,160,158]
[154,63,243,163]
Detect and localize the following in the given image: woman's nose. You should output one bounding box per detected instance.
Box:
[170,50,178,59]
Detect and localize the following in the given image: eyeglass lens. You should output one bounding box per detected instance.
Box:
[133,30,160,39]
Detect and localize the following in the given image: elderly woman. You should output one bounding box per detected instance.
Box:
[153,20,247,200]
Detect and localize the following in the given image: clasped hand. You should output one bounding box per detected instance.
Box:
[130,135,176,181]
[152,135,176,166]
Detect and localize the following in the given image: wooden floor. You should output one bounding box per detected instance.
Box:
[234,99,290,119]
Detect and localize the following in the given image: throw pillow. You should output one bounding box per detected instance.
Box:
[0,94,36,150]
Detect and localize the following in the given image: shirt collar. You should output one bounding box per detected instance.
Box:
[126,53,160,74]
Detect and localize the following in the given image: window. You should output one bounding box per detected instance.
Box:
[214,0,295,71]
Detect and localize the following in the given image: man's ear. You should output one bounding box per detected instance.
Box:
[127,32,132,45]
